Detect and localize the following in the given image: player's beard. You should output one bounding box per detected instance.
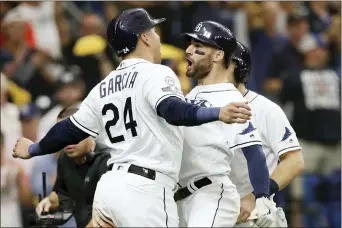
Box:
[186,56,213,80]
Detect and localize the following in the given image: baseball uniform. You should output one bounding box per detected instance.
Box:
[230,90,301,227]
[71,58,184,227]
[177,83,262,227]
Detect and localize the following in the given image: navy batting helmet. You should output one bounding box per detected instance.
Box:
[183,21,237,66]
[232,41,252,84]
[107,8,166,57]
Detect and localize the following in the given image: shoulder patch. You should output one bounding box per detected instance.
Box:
[165,76,175,86]
[239,122,257,135]
[280,127,292,142]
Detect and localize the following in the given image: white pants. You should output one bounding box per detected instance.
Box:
[92,163,179,227]
[177,175,240,227]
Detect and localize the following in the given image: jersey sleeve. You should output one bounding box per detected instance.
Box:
[70,86,102,138]
[224,121,262,152]
[143,65,185,111]
[265,106,301,156]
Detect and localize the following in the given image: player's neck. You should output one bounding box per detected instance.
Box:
[226,70,238,87]
[123,50,154,63]
[198,65,228,86]
[237,84,247,96]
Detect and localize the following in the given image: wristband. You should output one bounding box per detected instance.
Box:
[28,142,43,157]
[196,107,220,123]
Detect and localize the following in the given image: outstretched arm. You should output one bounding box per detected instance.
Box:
[157,96,251,126]
[27,118,90,157]
[13,86,102,159]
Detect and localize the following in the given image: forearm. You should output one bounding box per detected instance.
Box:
[157,96,220,126]
[241,145,270,198]
[48,191,60,212]
[271,150,304,192]
[29,118,90,157]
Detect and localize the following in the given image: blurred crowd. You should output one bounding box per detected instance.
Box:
[0,1,341,228]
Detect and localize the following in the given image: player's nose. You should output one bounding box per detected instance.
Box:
[185,44,195,56]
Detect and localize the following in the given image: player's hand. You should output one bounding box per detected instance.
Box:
[36,197,52,216]
[254,197,274,227]
[237,193,256,223]
[219,102,251,124]
[12,137,33,159]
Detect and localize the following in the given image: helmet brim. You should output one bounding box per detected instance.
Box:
[182,33,221,50]
[151,18,166,27]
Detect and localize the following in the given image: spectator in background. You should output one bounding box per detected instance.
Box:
[276,2,303,37]
[1,131,33,227]
[328,15,341,76]
[246,2,287,93]
[8,1,65,60]
[1,73,36,228]
[264,9,309,97]
[0,74,22,160]
[64,13,115,95]
[35,106,109,228]
[306,2,332,34]
[38,65,86,140]
[280,34,341,228]
[30,150,77,227]
[0,11,58,104]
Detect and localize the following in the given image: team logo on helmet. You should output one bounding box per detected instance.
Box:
[194,22,203,32]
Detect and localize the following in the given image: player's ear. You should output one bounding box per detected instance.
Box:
[140,31,150,47]
[212,50,224,63]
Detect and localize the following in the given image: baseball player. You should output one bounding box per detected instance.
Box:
[175,21,274,227]
[12,9,252,227]
[229,41,304,227]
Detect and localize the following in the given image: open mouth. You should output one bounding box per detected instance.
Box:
[186,57,194,71]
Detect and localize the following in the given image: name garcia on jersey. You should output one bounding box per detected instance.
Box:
[99,71,138,98]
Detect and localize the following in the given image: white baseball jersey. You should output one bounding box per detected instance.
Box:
[70,58,185,181]
[230,90,302,198]
[179,83,262,187]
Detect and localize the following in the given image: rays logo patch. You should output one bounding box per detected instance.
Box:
[281,127,292,142]
[239,122,257,135]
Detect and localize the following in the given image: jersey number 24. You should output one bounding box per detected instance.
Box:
[102,97,138,143]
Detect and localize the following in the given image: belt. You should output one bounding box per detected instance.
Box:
[174,177,212,202]
[108,163,156,180]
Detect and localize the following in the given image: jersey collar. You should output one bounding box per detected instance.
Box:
[194,82,237,92]
[116,58,151,70]
[243,90,259,103]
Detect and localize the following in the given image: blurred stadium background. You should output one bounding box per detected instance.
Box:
[0,1,341,228]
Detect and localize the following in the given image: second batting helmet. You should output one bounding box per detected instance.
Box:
[183,21,237,65]
[232,41,252,84]
[107,8,166,57]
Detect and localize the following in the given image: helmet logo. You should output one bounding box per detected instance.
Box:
[194,23,203,32]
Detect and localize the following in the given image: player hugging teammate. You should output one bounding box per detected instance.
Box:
[12,7,304,228]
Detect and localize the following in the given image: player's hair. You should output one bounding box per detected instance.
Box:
[57,106,79,120]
